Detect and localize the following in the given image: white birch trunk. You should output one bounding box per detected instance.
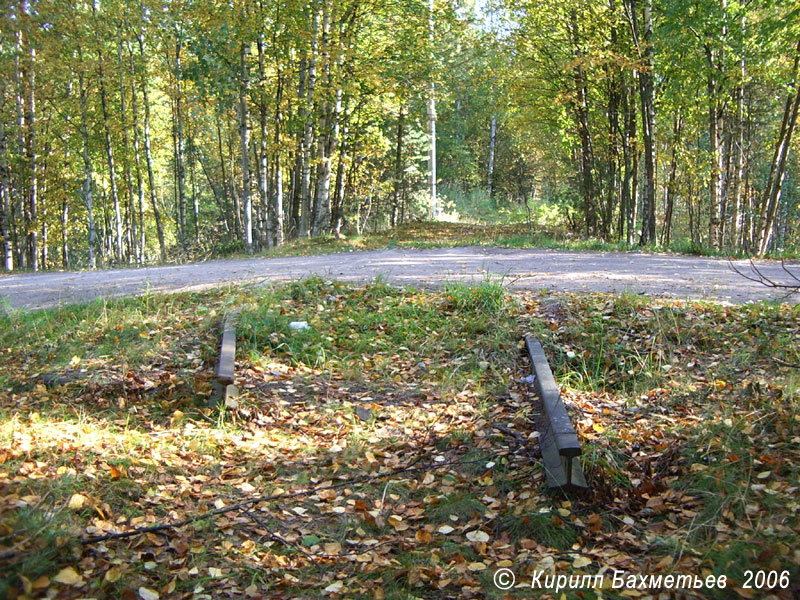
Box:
[239,42,253,253]
[427,0,437,219]
[487,116,496,197]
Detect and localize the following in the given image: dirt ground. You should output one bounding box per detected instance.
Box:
[1,247,798,310]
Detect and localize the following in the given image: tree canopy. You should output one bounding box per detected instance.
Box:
[1,0,799,271]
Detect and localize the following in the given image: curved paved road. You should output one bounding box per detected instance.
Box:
[1,247,798,310]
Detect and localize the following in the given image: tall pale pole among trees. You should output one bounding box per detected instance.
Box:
[428,0,437,219]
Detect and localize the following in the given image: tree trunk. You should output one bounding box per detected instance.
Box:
[332,140,347,236]
[332,100,350,236]
[311,0,331,236]
[427,0,438,218]
[13,24,26,270]
[630,0,655,245]
[138,30,167,262]
[215,114,232,236]
[94,1,123,264]
[661,113,682,247]
[619,72,636,242]
[239,41,253,253]
[487,116,497,198]
[174,40,188,249]
[117,27,137,263]
[569,9,595,236]
[257,30,271,248]
[300,3,319,238]
[705,42,725,250]
[317,12,343,236]
[190,146,200,245]
[61,179,68,269]
[40,147,47,270]
[0,107,13,271]
[227,121,242,237]
[272,66,285,246]
[26,42,38,270]
[127,36,146,263]
[628,73,639,244]
[290,57,307,239]
[604,0,621,240]
[730,43,746,251]
[758,40,800,255]
[78,67,97,269]
[392,106,405,228]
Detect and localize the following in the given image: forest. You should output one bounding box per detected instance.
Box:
[1,0,800,272]
[3,2,800,597]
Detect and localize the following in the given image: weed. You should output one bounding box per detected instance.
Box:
[426,492,486,523]
[0,505,77,597]
[499,509,579,550]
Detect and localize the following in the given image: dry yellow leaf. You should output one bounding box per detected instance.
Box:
[53,567,83,586]
[139,586,159,600]
[388,515,408,530]
[655,555,673,569]
[68,493,86,510]
[415,529,433,543]
[465,530,489,543]
[572,555,592,568]
[323,542,342,555]
[318,488,337,500]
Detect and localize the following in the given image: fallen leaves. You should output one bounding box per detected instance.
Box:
[53,567,83,586]
[68,493,86,510]
[138,586,159,600]
[465,530,490,543]
[323,580,344,594]
[2,285,799,600]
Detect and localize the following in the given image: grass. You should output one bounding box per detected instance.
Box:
[499,510,580,550]
[1,282,799,599]
[426,493,487,523]
[213,221,800,262]
[237,277,515,397]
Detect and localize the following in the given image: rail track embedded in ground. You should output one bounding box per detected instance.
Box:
[212,310,240,407]
[525,336,589,490]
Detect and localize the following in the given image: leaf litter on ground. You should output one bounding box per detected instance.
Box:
[0,280,798,599]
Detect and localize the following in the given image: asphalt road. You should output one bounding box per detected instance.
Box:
[1,247,798,310]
